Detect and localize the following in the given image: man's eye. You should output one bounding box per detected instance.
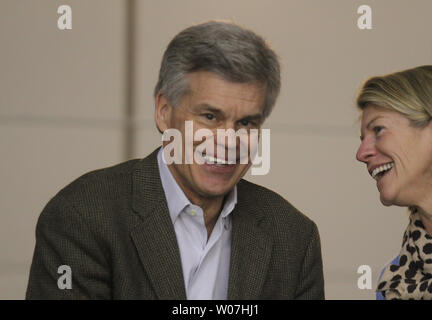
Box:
[204,113,215,120]
[240,119,251,126]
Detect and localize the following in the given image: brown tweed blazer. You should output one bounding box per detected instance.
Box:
[26,148,324,299]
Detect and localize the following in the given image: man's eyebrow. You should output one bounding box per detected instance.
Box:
[196,103,264,121]
[240,113,264,122]
[196,103,225,116]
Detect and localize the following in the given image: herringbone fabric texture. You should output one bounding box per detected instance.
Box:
[26,148,324,299]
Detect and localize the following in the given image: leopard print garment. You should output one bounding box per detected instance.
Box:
[377,211,432,299]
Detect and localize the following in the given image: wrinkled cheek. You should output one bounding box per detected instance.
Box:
[237,163,252,179]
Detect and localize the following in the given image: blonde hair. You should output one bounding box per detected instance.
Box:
[357,65,432,128]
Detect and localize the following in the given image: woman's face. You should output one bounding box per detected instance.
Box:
[356,105,432,208]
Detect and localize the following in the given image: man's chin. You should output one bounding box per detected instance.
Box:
[194,175,239,197]
[196,183,235,198]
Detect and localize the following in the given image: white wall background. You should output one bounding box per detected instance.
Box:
[1,0,431,299]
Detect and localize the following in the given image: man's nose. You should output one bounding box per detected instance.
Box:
[213,122,240,151]
[356,137,376,163]
[221,121,237,131]
[215,122,238,139]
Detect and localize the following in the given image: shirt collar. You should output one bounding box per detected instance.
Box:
[220,181,237,219]
[157,147,237,223]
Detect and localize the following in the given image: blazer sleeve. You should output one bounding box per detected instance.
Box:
[26,194,111,299]
[294,222,325,300]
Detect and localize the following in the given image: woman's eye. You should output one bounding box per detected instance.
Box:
[373,126,384,135]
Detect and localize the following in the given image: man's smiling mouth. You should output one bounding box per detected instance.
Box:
[203,155,237,165]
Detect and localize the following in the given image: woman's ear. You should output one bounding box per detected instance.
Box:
[155,92,171,134]
[419,120,432,148]
[424,120,432,134]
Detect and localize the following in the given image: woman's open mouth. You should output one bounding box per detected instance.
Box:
[371,162,394,180]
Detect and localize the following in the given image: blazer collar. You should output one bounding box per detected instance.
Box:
[130,148,187,299]
[228,180,273,299]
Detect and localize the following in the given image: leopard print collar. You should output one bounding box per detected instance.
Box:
[377,211,432,300]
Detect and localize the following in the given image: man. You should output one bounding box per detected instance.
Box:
[26,21,324,299]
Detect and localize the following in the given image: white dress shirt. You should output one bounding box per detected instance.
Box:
[157,148,237,299]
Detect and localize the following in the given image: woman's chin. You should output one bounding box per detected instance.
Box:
[378,186,394,207]
[379,191,395,207]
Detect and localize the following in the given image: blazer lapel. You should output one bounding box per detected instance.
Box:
[130,149,187,299]
[228,181,273,299]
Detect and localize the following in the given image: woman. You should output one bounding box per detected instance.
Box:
[356,65,432,300]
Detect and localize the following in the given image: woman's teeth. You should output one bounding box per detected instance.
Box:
[371,162,394,180]
[203,155,236,165]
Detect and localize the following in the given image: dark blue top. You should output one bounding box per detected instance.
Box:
[376,256,400,300]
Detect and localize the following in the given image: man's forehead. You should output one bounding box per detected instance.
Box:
[188,72,264,97]
[186,77,263,109]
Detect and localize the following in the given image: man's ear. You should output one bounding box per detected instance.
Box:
[155,92,172,134]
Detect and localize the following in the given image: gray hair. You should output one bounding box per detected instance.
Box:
[154,21,281,118]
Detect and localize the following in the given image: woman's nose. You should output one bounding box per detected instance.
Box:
[356,138,376,163]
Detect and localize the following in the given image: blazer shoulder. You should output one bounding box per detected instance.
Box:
[41,159,143,222]
[59,159,141,196]
[238,179,316,229]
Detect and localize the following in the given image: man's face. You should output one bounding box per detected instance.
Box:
[155,71,266,203]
